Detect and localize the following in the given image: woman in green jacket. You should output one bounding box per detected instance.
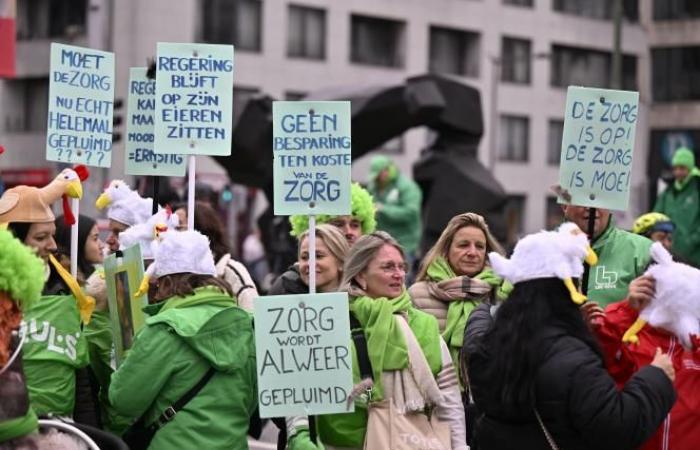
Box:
[109,229,257,450]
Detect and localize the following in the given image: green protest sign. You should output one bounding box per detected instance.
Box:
[46,43,115,167]
[557,86,639,211]
[154,42,234,156]
[254,292,355,418]
[273,101,352,216]
[125,67,186,176]
[104,244,148,366]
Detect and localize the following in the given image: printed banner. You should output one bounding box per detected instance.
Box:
[273,101,352,216]
[154,42,234,156]
[46,43,115,167]
[104,244,148,366]
[558,86,639,211]
[125,67,186,176]
[254,292,355,418]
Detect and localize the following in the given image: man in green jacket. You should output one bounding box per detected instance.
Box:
[109,230,257,450]
[562,205,651,307]
[653,147,700,267]
[368,155,422,259]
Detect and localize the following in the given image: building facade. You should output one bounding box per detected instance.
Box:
[1,0,668,238]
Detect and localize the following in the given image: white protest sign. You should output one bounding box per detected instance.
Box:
[558,86,639,211]
[46,43,114,167]
[254,292,354,418]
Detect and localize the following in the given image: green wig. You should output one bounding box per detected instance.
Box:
[289,183,377,237]
[0,229,45,308]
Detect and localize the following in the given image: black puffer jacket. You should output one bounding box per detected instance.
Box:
[464,303,676,450]
[267,264,308,296]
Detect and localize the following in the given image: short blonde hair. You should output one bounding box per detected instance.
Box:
[416,212,505,281]
[341,231,404,294]
[298,224,350,268]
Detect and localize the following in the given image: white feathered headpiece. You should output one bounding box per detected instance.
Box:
[488,222,598,304]
[95,180,154,227]
[623,242,700,349]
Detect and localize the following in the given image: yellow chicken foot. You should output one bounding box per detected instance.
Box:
[622,318,647,345]
[564,277,587,304]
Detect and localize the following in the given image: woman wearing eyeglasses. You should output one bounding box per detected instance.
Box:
[286,231,468,450]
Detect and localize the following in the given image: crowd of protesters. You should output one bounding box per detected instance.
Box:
[1,149,699,450]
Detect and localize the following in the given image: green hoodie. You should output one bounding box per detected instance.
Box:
[368,155,423,254]
[587,219,652,308]
[654,174,700,267]
[109,287,257,450]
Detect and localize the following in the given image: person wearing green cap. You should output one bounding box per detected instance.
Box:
[367,155,423,272]
[654,147,700,266]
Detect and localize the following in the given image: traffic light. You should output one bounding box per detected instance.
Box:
[113,98,124,144]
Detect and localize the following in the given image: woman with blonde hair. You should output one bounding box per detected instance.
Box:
[287,231,467,450]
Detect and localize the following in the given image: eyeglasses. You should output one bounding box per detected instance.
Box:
[378,262,409,274]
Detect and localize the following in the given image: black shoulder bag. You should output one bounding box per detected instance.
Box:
[121,367,216,450]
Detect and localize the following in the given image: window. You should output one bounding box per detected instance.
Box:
[16,0,87,40]
[501,37,531,84]
[545,197,564,230]
[548,120,564,165]
[652,47,700,102]
[653,0,700,20]
[232,87,259,126]
[499,115,529,162]
[505,195,526,245]
[504,0,533,7]
[429,26,480,77]
[2,78,49,132]
[350,15,405,68]
[551,44,637,90]
[287,5,326,60]
[202,0,262,52]
[553,0,638,21]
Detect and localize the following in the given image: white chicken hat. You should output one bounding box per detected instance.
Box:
[134,230,216,298]
[119,207,180,259]
[489,222,598,304]
[95,180,154,227]
[623,242,700,349]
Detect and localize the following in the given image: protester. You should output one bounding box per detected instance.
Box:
[0,179,93,419]
[96,179,154,252]
[561,205,651,307]
[653,147,700,266]
[464,226,676,450]
[367,155,422,269]
[55,214,105,280]
[632,212,674,251]
[109,230,257,450]
[175,201,258,311]
[287,231,467,450]
[272,183,375,295]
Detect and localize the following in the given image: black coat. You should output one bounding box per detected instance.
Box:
[464,304,676,450]
[267,264,308,296]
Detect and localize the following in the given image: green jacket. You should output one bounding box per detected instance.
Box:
[369,157,422,254]
[653,175,700,266]
[109,287,257,450]
[316,308,440,448]
[588,219,651,308]
[21,294,89,416]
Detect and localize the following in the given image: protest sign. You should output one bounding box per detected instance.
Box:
[273,101,352,216]
[46,43,114,167]
[254,292,354,418]
[154,42,234,156]
[125,67,186,176]
[104,244,148,366]
[557,86,639,211]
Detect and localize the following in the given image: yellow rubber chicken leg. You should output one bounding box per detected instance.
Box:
[622,318,647,345]
[134,274,151,298]
[564,277,587,304]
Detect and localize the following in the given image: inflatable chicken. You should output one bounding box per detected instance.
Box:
[622,242,700,349]
[489,222,598,304]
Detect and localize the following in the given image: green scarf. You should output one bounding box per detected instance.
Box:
[428,257,510,351]
[674,167,700,190]
[349,290,441,400]
[0,407,38,442]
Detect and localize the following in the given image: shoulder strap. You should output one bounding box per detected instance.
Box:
[350,312,373,380]
[151,367,216,430]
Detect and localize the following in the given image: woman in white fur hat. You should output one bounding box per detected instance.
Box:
[108,230,256,450]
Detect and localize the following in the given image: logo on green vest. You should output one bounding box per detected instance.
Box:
[594,266,618,290]
[20,319,81,361]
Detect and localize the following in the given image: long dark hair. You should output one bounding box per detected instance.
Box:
[153,273,232,303]
[472,278,602,407]
[55,214,98,278]
[176,201,231,261]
